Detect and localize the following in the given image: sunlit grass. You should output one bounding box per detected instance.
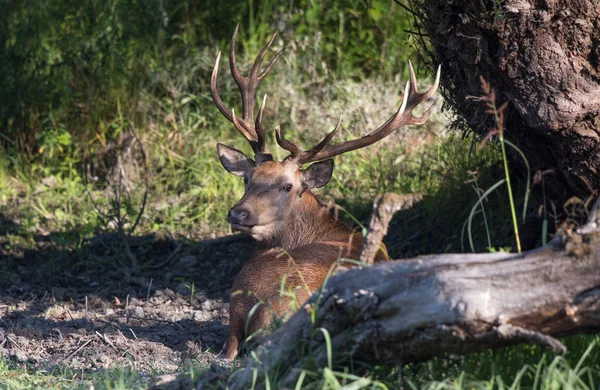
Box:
[0,358,150,390]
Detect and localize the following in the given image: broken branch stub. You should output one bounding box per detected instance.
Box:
[359,193,423,264]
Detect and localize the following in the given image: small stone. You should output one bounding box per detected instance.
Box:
[193,311,212,322]
[127,306,145,319]
[201,300,215,311]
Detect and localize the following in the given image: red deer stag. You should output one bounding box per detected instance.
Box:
[211,26,440,359]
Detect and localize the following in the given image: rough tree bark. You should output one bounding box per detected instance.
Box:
[217,198,600,389]
[408,0,600,202]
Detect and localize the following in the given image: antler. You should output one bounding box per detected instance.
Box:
[276,61,441,165]
[211,25,285,157]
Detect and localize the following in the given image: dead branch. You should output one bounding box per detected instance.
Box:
[359,193,423,263]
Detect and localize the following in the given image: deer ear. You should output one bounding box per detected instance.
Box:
[301,159,334,190]
[217,143,255,176]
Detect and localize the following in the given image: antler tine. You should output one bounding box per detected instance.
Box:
[289,63,440,164]
[210,25,284,156]
[258,46,285,81]
[210,52,233,122]
[405,63,441,125]
[255,95,267,152]
[230,108,254,143]
[276,115,343,163]
[275,126,303,158]
[296,115,343,164]
[249,33,276,82]
[229,25,245,87]
[406,61,441,112]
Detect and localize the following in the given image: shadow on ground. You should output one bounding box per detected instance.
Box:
[0,218,258,373]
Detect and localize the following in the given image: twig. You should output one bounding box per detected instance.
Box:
[95,331,118,351]
[146,278,153,301]
[82,161,111,220]
[394,0,418,16]
[67,339,93,360]
[95,330,134,359]
[117,329,128,342]
[120,349,135,359]
[129,328,139,340]
[6,336,23,351]
[122,235,139,271]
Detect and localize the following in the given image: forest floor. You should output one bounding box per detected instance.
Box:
[0,228,258,386]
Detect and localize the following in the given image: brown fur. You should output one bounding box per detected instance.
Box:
[223,179,388,359]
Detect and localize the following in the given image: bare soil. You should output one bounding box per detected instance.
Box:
[0,229,258,380]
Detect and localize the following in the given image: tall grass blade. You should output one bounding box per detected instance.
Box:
[319,327,333,369]
[295,371,307,390]
[499,134,522,253]
[467,179,506,252]
[503,139,531,223]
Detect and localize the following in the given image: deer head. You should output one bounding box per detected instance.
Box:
[211,26,440,243]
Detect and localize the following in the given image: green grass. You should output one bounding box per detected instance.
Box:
[396,336,600,390]
[1,336,597,389]
[0,358,149,389]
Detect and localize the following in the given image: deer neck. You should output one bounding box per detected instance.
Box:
[269,191,351,251]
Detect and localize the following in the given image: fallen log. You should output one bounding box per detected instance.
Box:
[225,197,600,389]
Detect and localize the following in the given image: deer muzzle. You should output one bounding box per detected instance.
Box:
[227,207,255,232]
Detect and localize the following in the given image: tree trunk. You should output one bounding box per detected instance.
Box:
[408,0,600,202]
[220,199,600,389]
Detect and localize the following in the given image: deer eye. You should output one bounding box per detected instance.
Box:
[243,176,249,184]
[283,184,293,192]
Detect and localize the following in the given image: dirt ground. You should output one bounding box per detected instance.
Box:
[0,229,258,382]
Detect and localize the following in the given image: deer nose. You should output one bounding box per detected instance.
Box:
[228,207,250,225]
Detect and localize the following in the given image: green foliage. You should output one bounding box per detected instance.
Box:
[0,0,422,240]
[289,0,411,77]
[0,0,411,164]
